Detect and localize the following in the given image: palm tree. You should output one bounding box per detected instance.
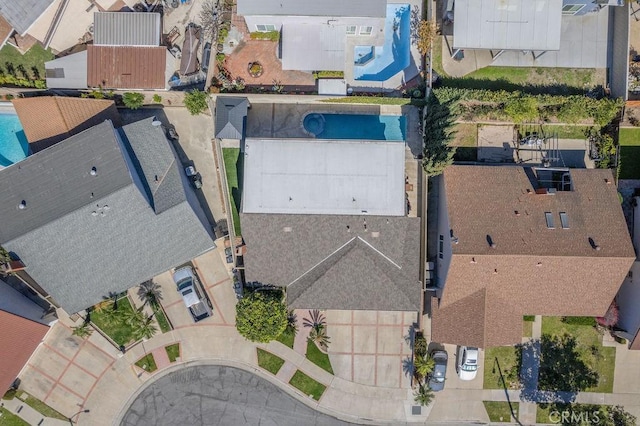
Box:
[414,353,435,381]
[413,383,434,406]
[308,324,331,351]
[132,314,158,341]
[286,310,298,336]
[72,323,93,339]
[303,309,326,329]
[137,280,163,307]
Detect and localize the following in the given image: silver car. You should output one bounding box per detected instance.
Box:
[428,350,448,391]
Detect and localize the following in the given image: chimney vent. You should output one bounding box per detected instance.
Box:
[283,227,292,233]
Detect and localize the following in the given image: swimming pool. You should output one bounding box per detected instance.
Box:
[0,113,28,168]
[303,113,406,141]
[354,4,411,81]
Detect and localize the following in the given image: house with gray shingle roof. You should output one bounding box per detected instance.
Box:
[0,118,215,314]
[432,165,635,348]
[241,137,420,312]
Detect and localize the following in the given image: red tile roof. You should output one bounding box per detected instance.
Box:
[87,45,167,89]
[0,310,48,395]
[431,166,636,348]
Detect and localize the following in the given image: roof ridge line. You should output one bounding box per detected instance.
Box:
[287,236,357,287]
[356,236,401,269]
[151,157,175,197]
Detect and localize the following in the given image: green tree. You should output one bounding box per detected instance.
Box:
[504,97,539,123]
[137,280,163,308]
[236,291,288,343]
[0,246,10,264]
[422,94,457,176]
[539,334,599,392]
[413,383,434,406]
[124,307,158,340]
[413,353,435,382]
[122,92,145,109]
[184,89,209,115]
[308,324,331,351]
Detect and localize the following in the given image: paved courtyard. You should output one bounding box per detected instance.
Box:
[120,365,353,426]
[325,310,416,389]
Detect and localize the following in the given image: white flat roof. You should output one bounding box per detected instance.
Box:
[242,138,406,216]
[453,0,562,51]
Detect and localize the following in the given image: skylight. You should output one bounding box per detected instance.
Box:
[545,212,554,229]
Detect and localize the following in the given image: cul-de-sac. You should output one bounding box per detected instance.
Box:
[1,0,640,425]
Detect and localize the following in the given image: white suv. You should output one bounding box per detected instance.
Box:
[456,346,479,381]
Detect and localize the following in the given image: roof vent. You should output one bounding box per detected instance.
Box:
[588,237,601,251]
[90,167,97,176]
[152,120,162,127]
[371,231,380,238]
[18,200,26,210]
[486,235,496,249]
[283,227,292,233]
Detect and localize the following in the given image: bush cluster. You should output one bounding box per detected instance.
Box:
[0,74,46,89]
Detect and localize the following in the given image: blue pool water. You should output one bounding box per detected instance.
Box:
[354,4,411,81]
[0,113,28,167]
[303,113,406,141]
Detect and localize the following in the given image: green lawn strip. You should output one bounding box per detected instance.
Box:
[432,36,445,77]
[17,394,67,421]
[540,124,592,140]
[306,340,334,375]
[289,370,326,401]
[523,320,533,338]
[536,404,553,424]
[257,348,285,375]
[275,328,295,348]
[222,148,242,235]
[483,346,518,390]
[135,353,158,373]
[0,44,54,80]
[90,297,137,346]
[483,401,518,423]
[541,316,615,393]
[619,128,640,180]
[165,343,180,362]
[152,304,171,333]
[319,96,412,105]
[0,407,29,426]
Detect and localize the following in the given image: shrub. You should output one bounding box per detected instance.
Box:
[596,300,619,328]
[561,316,597,327]
[183,89,208,115]
[313,71,344,79]
[152,94,162,104]
[523,315,535,322]
[235,291,288,343]
[249,31,280,41]
[4,94,13,100]
[122,92,145,109]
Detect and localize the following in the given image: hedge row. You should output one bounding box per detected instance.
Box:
[432,87,623,126]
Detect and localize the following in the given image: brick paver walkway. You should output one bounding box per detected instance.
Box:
[151,346,171,370]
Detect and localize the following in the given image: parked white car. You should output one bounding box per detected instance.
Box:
[456,346,479,380]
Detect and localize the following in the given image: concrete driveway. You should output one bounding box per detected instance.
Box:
[325,310,416,389]
[155,243,237,330]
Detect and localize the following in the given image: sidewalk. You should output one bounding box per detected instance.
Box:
[1,397,69,425]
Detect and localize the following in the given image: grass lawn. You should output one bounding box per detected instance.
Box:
[289,370,326,401]
[18,393,66,421]
[0,44,54,80]
[90,297,137,346]
[152,304,171,333]
[257,348,285,375]
[222,148,243,236]
[306,340,334,375]
[0,407,29,426]
[320,96,413,105]
[618,128,640,179]
[483,346,519,390]
[541,124,592,140]
[135,353,158,373]
[523,320,533,338]
[452,123,477,161]
[165,343,180,362]
[483,401,518,423]
[276,328,295,349]
[541,316,615,393]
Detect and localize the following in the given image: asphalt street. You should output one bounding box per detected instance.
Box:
[120,365,355,426]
